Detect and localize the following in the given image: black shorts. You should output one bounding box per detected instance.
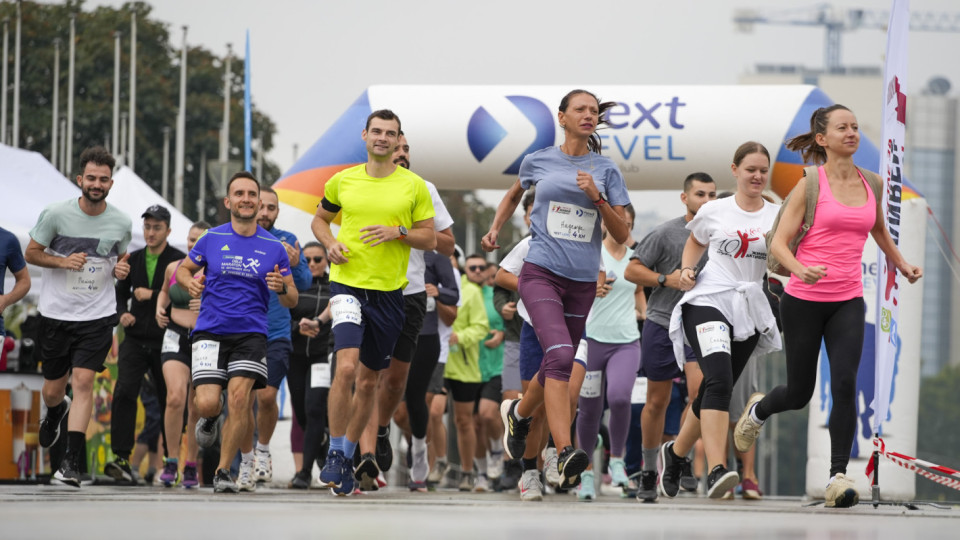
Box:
[444,378,482,403]
[160,324,192,367]
[39,314,117,380]
[478,375,503,403]
[392,292,427,363]
[330,282,405,372]
[191,331,268,390]
[428,362,446,395]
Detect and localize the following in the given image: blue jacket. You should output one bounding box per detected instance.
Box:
[266,227,312,342]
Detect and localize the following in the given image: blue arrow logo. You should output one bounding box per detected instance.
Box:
[467,96,556,175]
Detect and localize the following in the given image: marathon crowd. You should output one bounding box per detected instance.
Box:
[0,89,922,508]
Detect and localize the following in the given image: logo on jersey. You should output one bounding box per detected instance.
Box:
[221,245,230,251]
[243,258,261,272]
[467,95,555,175]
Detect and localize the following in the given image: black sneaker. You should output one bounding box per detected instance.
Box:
[659,441,682,498]
[355,453,380,491]
[499,399,532,460]
[556,446,589,490]
[637,470,659,502]
[376,426,393,472]
[289,470,311,490]
[39,396,71,448]
[706,465,740,499]
[498,458,522,492]
[53,455,81,488]
[678,453,699,492]
[104,457,135,484]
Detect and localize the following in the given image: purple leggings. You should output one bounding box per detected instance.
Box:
[519,263,596,386]
[576,338,641,457]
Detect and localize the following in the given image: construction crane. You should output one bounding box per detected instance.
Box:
[734,4,960,72]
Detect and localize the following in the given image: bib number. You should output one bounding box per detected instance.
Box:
[192,340,220,372]
[695,321,731,357]
[330,294,362,328]
[546,201,596,243]
[631,376,648,404]
[311,362,332,389]
[161,329,180,354]
[65,261,108,294]
[580,370,603,399]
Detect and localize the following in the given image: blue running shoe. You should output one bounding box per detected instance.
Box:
[319,450,345,489]
[333,456,355,496]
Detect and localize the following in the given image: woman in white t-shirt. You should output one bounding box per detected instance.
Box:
[661,142,782,499]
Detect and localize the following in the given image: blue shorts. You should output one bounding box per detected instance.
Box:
[663,381,685,435]
[330,282,405,372]
[639,321,696,382]
[265,338,293,389]
[518,321,544,383]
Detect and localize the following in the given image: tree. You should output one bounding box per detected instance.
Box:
[0,0,279,221]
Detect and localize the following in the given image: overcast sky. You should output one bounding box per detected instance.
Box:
[81,0,960,176]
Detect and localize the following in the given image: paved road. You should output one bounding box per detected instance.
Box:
[1,483,956,539]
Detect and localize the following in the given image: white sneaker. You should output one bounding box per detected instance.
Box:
[825,473,859,508]
[542,447,560,487]
[474,473,489,492]
[733,393,765,453]
[519,469,543,501]
[487,449,504,479]
[254,449,272,483]
[238,460,257,492]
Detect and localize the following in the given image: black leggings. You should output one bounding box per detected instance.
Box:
[290,352,330,472]
[755,293,864,476]
[406,333,440,439]
[682,304,761,417]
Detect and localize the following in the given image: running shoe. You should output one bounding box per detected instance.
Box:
[499,458,522,492]
[500,399,532,460]
[741,478,763,500]
[487,448,504,479]
[53,455,81,488]
[474,472,490,492]
[824,473,859,508]
[637,470,659,502]
[658,441,682,498]
[213,468,237,493]
[427,458,446,486]
[410,443,429,484]
[408,479,428,492]
[104,457,135,484]
[459,470,476,492]
[706,465,740,499]
[679,453,699,492]
[159,457,180,487]
[196,395,224,449]
[518,469,543,502]
[542,447,561,487]
[734,392,765,453]
[333,457,355,496]
[39,396,71,448]
[238,460,257,492]
[576,471,596,501]
[289,470,311,490]
[608,457,629,488]
[355,453,381,491]
[556,446,589,490]
[181,463,199,489]
[376,426,393,472]
[319,450,345,489]
[255,448,272,483]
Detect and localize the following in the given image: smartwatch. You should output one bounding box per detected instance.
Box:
[592,193,608,207]
[398,225,408,240]
[657,273,666,287]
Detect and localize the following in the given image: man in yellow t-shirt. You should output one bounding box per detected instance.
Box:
[311,109,436,495]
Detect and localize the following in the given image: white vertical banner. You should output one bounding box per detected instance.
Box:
[873,0,909,437]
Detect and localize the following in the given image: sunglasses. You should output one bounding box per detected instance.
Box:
[308,256,326,263]
[467,265,486,272]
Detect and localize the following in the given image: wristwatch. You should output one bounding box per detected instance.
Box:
[592,193,608,207]
[398,225,408,240]
[657,274,666,287]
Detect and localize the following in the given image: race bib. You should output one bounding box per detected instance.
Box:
[696,321,731,357]
[311,362,332,389]
[426,296,436,312]
[161,329,180,354]
[574,338,588,363]
[330,294,362,328]
[631,376,648,404]
[65,260,108,294]
[192,340,220,372]
[580,370,603,399]
[546,201,596,243]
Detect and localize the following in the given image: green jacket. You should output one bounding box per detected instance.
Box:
[444,275,489,383]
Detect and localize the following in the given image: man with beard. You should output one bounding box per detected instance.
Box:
[241,186,311,490]
[104,204,185,484]
[29,146,133,488]
[177,171,298,493]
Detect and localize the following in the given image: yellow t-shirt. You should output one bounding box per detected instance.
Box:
[324,164,435,291]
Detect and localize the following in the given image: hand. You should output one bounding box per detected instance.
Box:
[114,253,131,279]
[155,307,169,328]
[481,230,499,252]
[898,262,923,284]
[283,240,301,267]
[575,171,599,201]
[188,298,202,312]
[266,265,286,293]
[187,274,206,298]
[359,225,401,247]
[484,330,504,349]
[133,287,153,302]
[449,332,459,346]
[326,242,350,265]
[596,282,612,298]
[298,317,320,338]
[678,267,697,291]
[119,312,136,327]
[798,265,827,285]
[61,252,87,271]
[424,283,439,298]
[500,301,517,321]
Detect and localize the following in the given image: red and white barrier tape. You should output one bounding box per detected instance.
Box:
[866,437,960,491]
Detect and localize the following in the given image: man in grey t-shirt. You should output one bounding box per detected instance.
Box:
[624,172,716,501]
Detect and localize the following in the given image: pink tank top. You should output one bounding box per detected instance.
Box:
[784,166,876,302]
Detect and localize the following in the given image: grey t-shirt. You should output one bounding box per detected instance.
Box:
[631,215,707,328]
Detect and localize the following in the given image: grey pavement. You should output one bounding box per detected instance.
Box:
[1,483,957,540]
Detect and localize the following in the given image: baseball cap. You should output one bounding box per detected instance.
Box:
[142,204,171,224]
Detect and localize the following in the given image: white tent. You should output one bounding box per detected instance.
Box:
[110,166,192,253]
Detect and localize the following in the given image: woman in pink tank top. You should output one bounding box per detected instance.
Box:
[729,105,922,508]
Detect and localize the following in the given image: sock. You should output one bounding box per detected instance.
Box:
[642,448,659,472]
[67,431,86,460]
[241,451,254,464]
[329,436,344,454]
[185,461,197,468]
[749,403,765,425]
[475,456,487,476]
[256,442,270,453]
[377,425,389,438]
[522,457,538,472]
[489,437,504,454]
[410,437,428,482]
[343,438,358,461]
